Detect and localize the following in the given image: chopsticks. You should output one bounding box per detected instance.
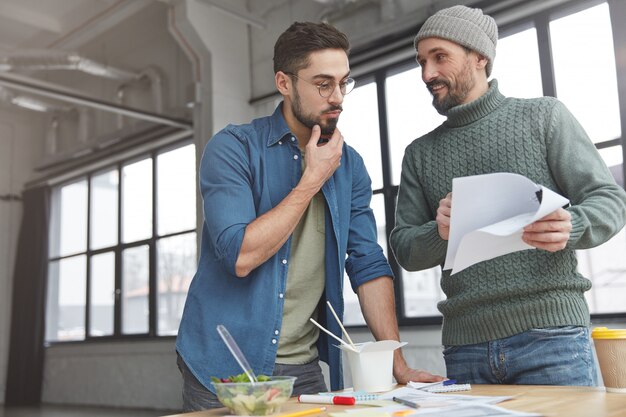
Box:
[326,301,357,351]
[308,301,358,353]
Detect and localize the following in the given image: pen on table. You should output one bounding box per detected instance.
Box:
[392,397,420,409]
[416,379,457,390]
[298,394,356,405]
[278,406,327,417]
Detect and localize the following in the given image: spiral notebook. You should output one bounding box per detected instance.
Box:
[320,390,380,401]
[407,381,471,393]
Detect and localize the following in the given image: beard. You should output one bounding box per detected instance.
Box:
[291,87,341,136]
[427,60,475,115]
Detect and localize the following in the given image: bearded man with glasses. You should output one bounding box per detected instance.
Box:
[175,21,443,412]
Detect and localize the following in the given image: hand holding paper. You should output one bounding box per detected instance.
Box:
[522,207,572,252]
[444,173,569,274]
[436,192,452,240]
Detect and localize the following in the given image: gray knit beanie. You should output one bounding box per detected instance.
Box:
[415,5,498,76]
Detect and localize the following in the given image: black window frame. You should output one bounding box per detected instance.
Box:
[46,138,197,344]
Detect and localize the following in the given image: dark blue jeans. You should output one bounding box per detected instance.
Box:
[176,354,328,412]
[444,326,598,385]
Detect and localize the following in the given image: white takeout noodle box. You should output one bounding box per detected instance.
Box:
[339,340,407,392]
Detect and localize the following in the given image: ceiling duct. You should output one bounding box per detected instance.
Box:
[0,50,168,129]
[0,85,71,113]
[0,49,139,81]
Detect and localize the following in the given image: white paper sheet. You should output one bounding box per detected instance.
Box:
[444,173,569,275]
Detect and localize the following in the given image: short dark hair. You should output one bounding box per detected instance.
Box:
[273,22,350,74]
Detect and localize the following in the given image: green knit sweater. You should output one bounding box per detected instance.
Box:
[390,80,626,346]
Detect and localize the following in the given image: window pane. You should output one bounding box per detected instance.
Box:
[122,159,153,243]
[45,256,86,342]
[598,146,623,187]
[89,252,115,337]
[157,232,197,335]
[551,3,621,143]
[580,227,626,314]
[122,245,149,334]
[338,81,383,189]
[386,67,446,185]
[50,180,87,257]
[490,27,543,98]
[157,145,197,235]
[342,194,386,326]
[402,266,443,318]
[90,170,119,249]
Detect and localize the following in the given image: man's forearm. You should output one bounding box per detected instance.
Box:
[234,177,320,277]
[357,276,400,341]
[357,277,410,374]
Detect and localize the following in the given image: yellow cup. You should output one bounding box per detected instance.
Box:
[592,327,626,393]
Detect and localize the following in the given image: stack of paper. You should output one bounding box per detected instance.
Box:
[444,172,569,275]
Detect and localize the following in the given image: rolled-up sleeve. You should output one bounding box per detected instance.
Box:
[345,154,393,291]
[199,128,257,276]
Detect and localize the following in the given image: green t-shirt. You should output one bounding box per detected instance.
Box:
[276,165,326,363]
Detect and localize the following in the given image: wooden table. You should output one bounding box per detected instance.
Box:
[163,385,626,417]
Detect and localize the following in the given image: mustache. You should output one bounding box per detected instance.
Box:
[323,105,343,113]
[426,79,449,94]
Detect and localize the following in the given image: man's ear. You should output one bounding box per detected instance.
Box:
[275,71,291,95]
[476,54,488,72]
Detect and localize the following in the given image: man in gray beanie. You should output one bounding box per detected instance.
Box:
[415,5,497,77]
[391,5,626,386]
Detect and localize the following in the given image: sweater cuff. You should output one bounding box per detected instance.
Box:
[412,221,448,263]
[426,223,447,251]
[567,211,586,247]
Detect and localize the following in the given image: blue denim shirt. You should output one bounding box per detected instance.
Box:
[175,103,393,393]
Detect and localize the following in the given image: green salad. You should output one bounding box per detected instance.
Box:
[211,373,295,416]
[211,372,271,383]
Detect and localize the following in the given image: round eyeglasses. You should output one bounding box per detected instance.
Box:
[286,73,355,98]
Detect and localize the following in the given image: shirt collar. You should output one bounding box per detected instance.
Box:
[267,102,293,147]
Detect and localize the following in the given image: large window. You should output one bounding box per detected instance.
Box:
[340,0,626,325]
[46,143,197,342]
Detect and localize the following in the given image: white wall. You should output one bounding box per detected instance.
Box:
[181,0,253,131]
[0,108,42,404]
[42,340,179,410]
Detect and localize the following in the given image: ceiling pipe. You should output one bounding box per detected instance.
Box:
[0,50,139,81]
[0,71,192,130]
[0,50,166,119]
[0,85,72,113]
[139,67,164,113]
